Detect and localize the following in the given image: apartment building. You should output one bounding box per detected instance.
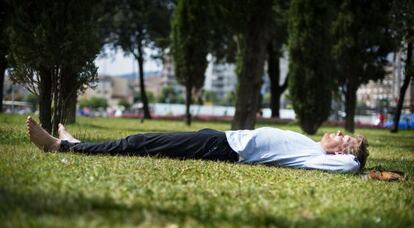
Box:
[357,51,414,112]
[204,57,237,101]
[80,75,133,108]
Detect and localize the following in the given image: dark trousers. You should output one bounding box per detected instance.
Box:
[59,128,239,162]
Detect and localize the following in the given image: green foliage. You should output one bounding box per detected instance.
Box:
[389,0,414,42]
[6,0,103,133]
[0,0,9,61]
[388,0,414,132]
[214,0,274,130]
[158,86,185,104]
[146,91,156,104]
[108,0,172,56]
[288,0,333,134]
[202,90,218,105]
[24,94,38,112]
[204,2,237,64]
[134,91,158,103]
[107,0,172,119]
[331,0,394,85]
[172,0,210,125]
[0,113,414,227]
[262,92,271,107]
[8,0,101,85]
[118,99,131,110]
[331,0,395,132]
[266,1,290,118]
[79,97,108,110]
[269,0,290,51]
[221,91,236,106]
[134,90,157,104]
[171,0,209,90]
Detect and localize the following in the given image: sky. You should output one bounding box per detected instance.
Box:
[94,47,163,76]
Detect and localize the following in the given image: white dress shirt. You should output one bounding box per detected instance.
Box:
[225,127,360,173]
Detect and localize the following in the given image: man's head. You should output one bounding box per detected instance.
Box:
[320,131,369,170]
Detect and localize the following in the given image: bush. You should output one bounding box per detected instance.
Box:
[79,97,108,110]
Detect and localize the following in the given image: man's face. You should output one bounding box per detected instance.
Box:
[320,131,358,153]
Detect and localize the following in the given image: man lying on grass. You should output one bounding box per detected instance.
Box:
[26,116,368,173]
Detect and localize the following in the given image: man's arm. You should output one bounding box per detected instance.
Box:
[303,154,360,173]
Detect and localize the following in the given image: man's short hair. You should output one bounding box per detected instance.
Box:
[346,135,369,171]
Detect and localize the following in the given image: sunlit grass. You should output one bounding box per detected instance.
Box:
[1,113,413,227]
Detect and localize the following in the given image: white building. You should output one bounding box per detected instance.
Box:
[204,56,237,101]
[357,50,414,112]
[80,75,133,108]
[159,51,290,108]
[160,48,184,95]
[160,52,238,102]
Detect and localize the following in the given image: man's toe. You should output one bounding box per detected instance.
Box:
[29,117,37,125]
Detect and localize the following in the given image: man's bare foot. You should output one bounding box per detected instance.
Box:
[58,123,80,143]
[26,116,61,152]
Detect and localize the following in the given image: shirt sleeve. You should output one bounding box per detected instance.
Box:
[303,154,360,173]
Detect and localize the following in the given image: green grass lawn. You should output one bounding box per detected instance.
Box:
[1,113,413,227]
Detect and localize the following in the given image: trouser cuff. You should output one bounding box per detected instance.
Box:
[59,140,79,152]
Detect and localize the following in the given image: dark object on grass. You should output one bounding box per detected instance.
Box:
[368,170,406,181]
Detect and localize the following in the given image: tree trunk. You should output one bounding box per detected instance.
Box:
[185,82,192,126]
[60,68,78,124]
[391,41,412,133]
[65,93,77,124]
[0,55,6,113]
[51,68,63,137]
[137,42,151,120]
[267,42,288,118]
[344,80,357,133]
[231,19,271,130]
[39,69,52,133]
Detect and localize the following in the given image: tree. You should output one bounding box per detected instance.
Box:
[390,0,414,133]
[79,97,108,110]
[134,90,156,103]
[267,0,290,118]
[108,0,173,120]
[206,3,238,65]
[214,0,274,130]
[331,0,394,132]
[221,91,236,106]
[171,0,209,126]
[233,0,274,130]
[118,99,131,110]
[203,90,218,105]
[0,0,9,113]
[8,0,102,135]
[288,0,334,134]
[24,94,38,113]
[158,86,184,104]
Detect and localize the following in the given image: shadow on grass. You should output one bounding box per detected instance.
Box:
[2,186,412,227]
[74,123,111,130]
[367,158,414,173]
[0,187,294,226]
[75,123,178,134]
